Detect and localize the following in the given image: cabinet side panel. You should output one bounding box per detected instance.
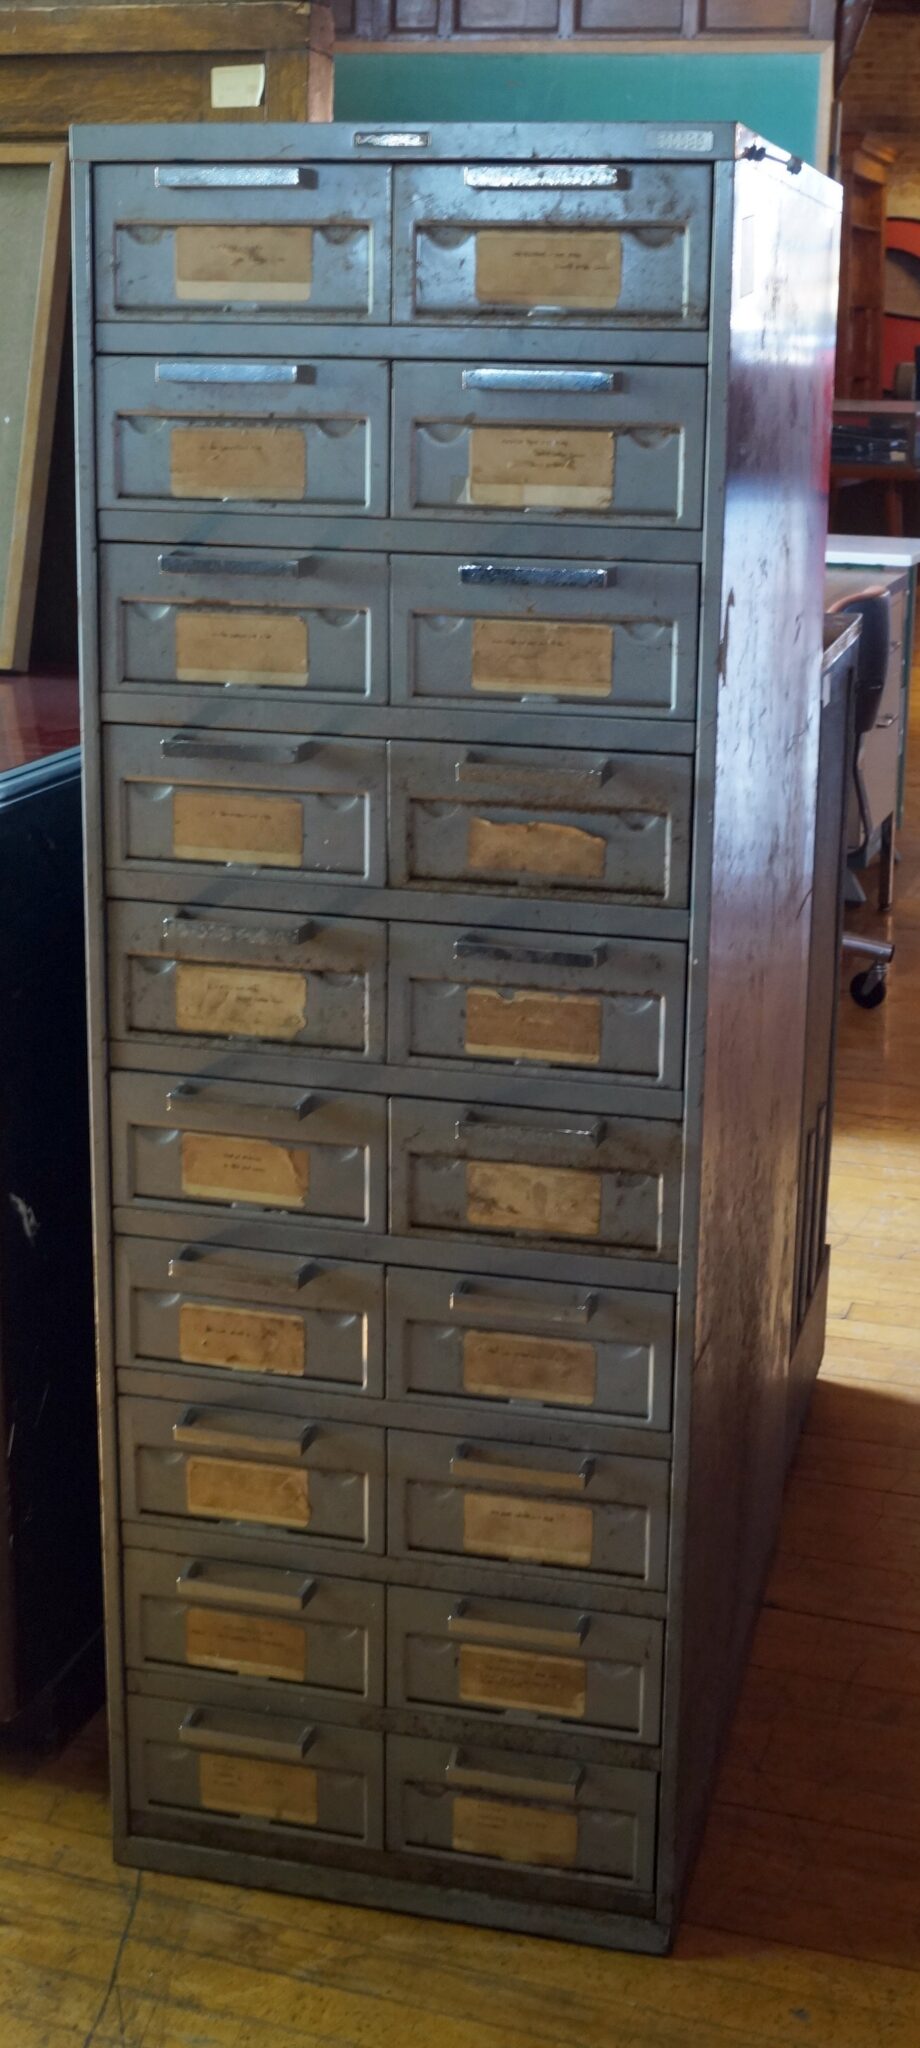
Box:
[673,156,840,1899]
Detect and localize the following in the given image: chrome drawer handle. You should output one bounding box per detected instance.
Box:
[172,1405,315,1461]
[464,164,629,191]
[453,932,606,970]
[166,1082,315,1120]
[354,129,429,149]
[459,563,613,589]
[168,1245,315,1291]
[179,1708,315,1763]
[461,367,619,395]
[449,1280,597,1327]
[161,910,316,947]
[447,1599,589,1651]
[155,165,317,189]
[451,1441,595,1494]
[160,733,312,764]
[456,1108,605,1148]
[154,361,312,385]
[177,1560,316,1615]
[444,1747,584,1801]
[158,549,313,578]
[455,749,612,792]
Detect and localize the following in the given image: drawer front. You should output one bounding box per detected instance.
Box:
[100,543,388,706]
[388,922,686,1090]
[392,362,705,527]
[392,161,711,328]
[109,903,386,1062]
[388,1431,669,1589]
[388,743,691,907]
[94,162,391,324]
[120,1393,385,1551]
[96,357,388,515]
[391,555,699,719]
[110,1074,386,1232]
[115,1237,384,1397]
[386,1735,657,1890]
[104,726,386,889]
[128,1696,383,1847]
[390,1100,681,1261]
[387,1588,663,1742]
[385,1268,673,1428]
[125,1549,384,1705]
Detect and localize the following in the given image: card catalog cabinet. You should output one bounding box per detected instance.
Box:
[73,122,840,1951]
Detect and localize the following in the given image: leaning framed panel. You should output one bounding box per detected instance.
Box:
[0,143,69,670]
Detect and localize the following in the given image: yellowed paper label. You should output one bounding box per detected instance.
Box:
[452,1792,577,1867]
[179,1302,306,1377]
[176,608,309,688]
[176,963,308,1041]
[458,1643,587,1719]
[170,425,306,502]
[471,618,613,700]
[462,1328,597,1407]
[467,816,606,883]
[475,227,623,311]
[466,1160,602,1239]
[172,789,302,869]
[463,1490,593,1569]
[209,63,267,112]
[180,1132,310,1210]
[186,1454,310,1529]
[176,224,308,302]
[465,987,602,1067]
[186,1606,307,1682]
[469,427,615,512]
[199,1752,317,1827]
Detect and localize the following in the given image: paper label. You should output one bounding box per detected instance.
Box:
[170,426,306,502]
[471,618,613,699]
[465,987,602,1067]
[475,227,623,311]
[176,608,309,688]
[186,1606,307,1682]
[199,1752,317,1827]
[452,1792,578,1867]
[466,1160,602,1239]
[186,1455,310,1528]
[180,1132,310,1210]
[463,1490,593,1569]
[172,789,302,869]
[467,816,606,883]
[469,427,615,512]
[458,1643,587,1719]
[209,63,267,112]
[179,1302,305,1377]
[176,223,308,302]
[462,1328,597,1407]
[176,963,308,1041]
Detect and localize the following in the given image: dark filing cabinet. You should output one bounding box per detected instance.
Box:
[72,121,841,1950]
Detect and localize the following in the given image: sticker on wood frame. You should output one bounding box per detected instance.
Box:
[178,1301,306,1377]
[175,608,309,688]
[471,617,613,699]
[474,228,623,312]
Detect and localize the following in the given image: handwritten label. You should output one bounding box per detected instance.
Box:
[170,425,306,502]
[179,1302,305,1377]
[176,223,309,302]
[467,816,606,884]
[458,1643,586,1719]
[172,789,302,868]
[180,1132,310,1210]
[176,963,307,1041]
[176,608,309,688]
[466,1160,602,1239]
[469,427,615,512]
[186,1606,307,1682]
[186,1455,310,1529]
[463,1489,593,1568]
[199,1752,317,1827]
[465,987,602,1067]
[452,1793,578,1868]
[462,1328,597,1407]
[475,228,622,311]
[472,618,613,699]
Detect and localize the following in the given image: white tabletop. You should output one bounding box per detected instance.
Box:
[827,534,920,569]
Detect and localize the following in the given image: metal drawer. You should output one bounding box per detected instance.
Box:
[110,1073,386,1233]
[387,1430,669,1589]
[392,362,705,527]
[388,742,691,907]
[96,356,388,515]
[104,726,385,889]
[393,160,711,328]
[100,543,388,706]
[109,902,386,1062]
[120,1392,385,1551]
[387,1588,663,1743]
[385,1268,672,1428]
[386,1735,656,1890]
[115,1237,384,1397]
[94,161,390,324]
[124,1549,384,1705]
[389,1100,681,1261]
[388,922,685,1090]
[128,1695,383,1847]
[390,554,699,719]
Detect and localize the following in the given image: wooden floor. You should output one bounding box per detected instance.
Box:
[3,712,920,2048]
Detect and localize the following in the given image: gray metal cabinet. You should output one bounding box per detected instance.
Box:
[75,123,840,1952]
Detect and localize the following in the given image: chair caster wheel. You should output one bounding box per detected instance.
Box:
[850,965,887,1008]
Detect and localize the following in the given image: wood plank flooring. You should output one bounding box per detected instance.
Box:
[3,690,920,2046]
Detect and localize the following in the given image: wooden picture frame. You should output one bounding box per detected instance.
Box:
[0,143,69,671]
